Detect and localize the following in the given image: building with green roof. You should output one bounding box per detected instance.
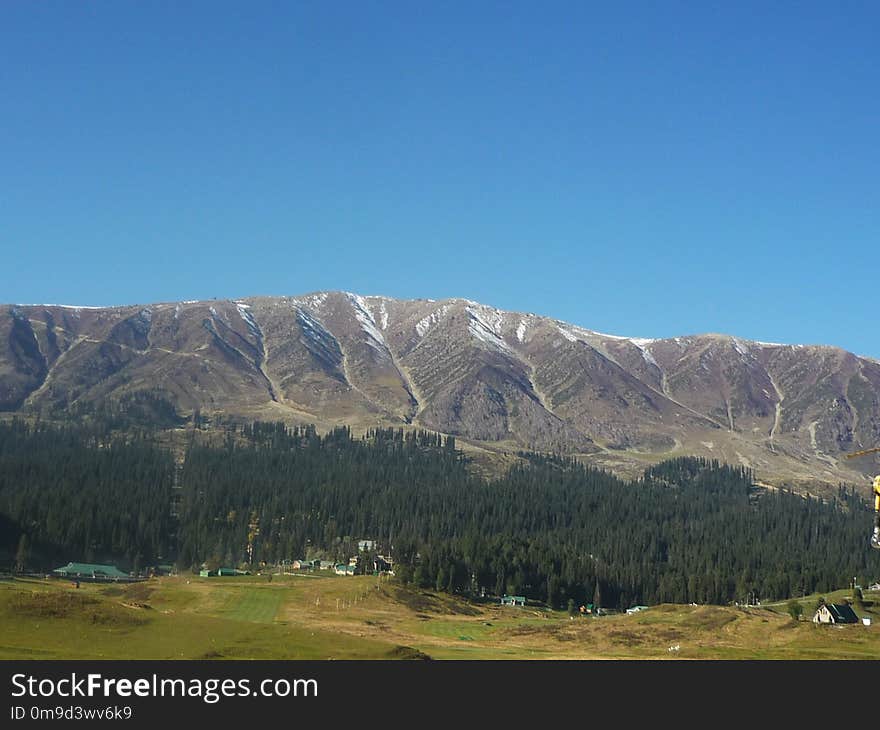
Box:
[52,562,129,581]
[199,567,247,577]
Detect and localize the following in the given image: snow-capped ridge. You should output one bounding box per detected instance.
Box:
[12,292,849,358]
[555,322,595,344]
[19,303,109,310]
[557,325,578,343]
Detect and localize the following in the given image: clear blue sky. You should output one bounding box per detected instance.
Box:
[2,2,878,355]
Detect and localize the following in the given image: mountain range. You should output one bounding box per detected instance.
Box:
[3,292,879,489]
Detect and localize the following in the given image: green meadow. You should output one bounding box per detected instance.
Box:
[1,574,878,660]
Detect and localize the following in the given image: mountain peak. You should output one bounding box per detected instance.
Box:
[4,292,878,488]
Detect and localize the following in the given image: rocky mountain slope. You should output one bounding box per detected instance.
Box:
[3,292,879,488]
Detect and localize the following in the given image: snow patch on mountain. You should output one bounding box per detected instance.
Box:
[467,305,511,352]
[363,296,393,330]
[516,318,529,343]
[346,293,389,357]
[236,302,261,340]
[416,305,451,337]
[557,325,578,343]
[630,338,659,369]
[295,306,332,343]
[555,323,595,344]
[470,305,504,336]
[293,292,329,310]
[732,337,750,356]
[589,330,629,341]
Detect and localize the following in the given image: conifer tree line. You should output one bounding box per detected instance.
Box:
[0,419,174,572]
[0,418,877,608]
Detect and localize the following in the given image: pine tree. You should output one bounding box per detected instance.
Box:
[546,575,557,609]
[14,534,29,573]
[853,586,865,613]
[435,566,447,593]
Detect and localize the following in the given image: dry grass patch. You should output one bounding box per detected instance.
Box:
[6,590,148,629]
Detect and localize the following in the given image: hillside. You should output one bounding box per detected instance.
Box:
[3,292,880,488]
[3,422,877,609]
[2,574,878,660]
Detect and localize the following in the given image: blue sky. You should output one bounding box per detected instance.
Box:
[2,2,878,355]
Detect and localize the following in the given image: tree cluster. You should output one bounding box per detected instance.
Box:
[0,419,877,608]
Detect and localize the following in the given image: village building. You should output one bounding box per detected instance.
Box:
[52,562,129,582]
[813,602,860,624]
[199,567,243,577]
[500,595,526,607]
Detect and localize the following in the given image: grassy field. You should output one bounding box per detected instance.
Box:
[1,573,879,659]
